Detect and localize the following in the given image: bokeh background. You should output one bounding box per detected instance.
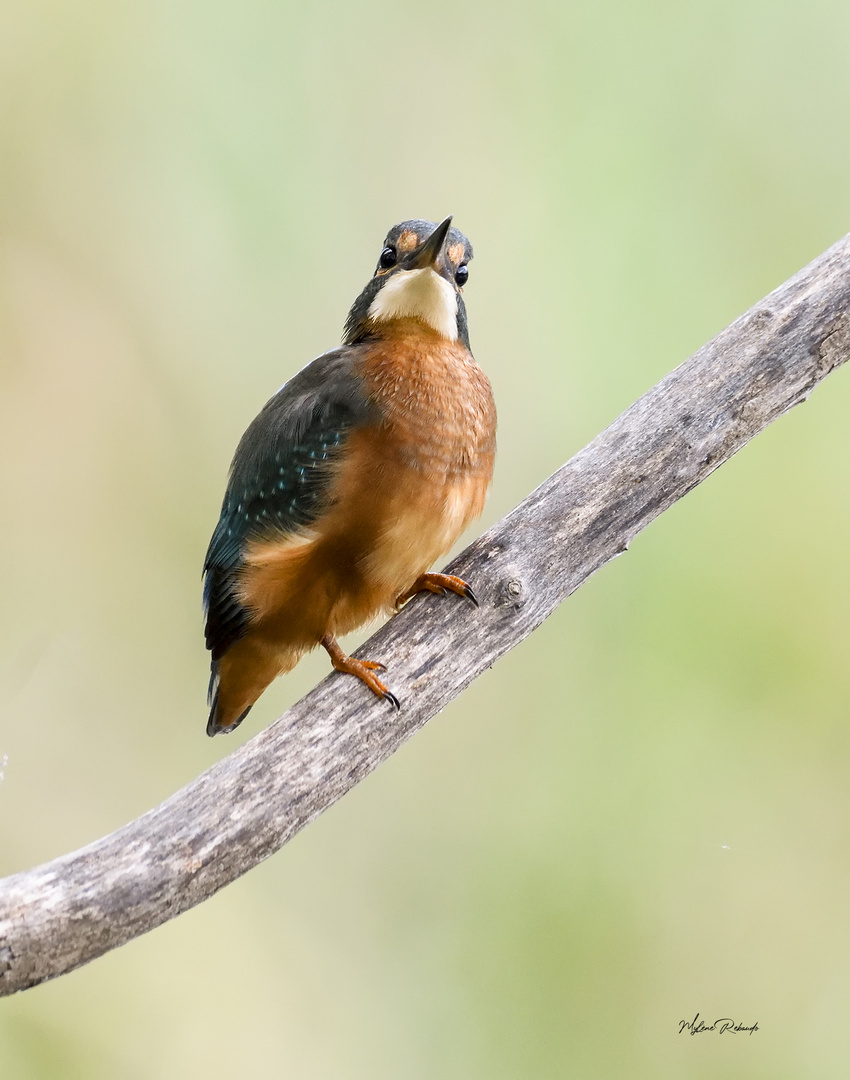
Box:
[2,1,850,1076]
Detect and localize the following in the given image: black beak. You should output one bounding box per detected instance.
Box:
[405,216,453,271]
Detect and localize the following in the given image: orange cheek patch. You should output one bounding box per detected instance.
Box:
[397,230,419,252]
[447,242,465,265]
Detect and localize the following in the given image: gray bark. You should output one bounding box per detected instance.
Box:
[1,234,849,997]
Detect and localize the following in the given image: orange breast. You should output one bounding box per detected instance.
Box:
[238,319,496,647]
[344,320,497,598]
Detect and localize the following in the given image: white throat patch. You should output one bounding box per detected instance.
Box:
[367,268,458,340]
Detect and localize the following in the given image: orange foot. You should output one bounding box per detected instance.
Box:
[395,572,479,610]
[321,633,400,710]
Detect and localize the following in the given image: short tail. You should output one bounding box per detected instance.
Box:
[206,659,252,737]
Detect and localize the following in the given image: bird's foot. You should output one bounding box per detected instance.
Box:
[395,572,479,609]
[321,634,400,710]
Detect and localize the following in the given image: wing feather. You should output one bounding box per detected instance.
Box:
[203,347,372,667]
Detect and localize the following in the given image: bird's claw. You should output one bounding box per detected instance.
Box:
[396,572,480,609]
[359,659,387,672]
[461,582,479,607]
[322,636,398,709]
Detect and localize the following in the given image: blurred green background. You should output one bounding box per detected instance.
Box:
[2,0,850,1076]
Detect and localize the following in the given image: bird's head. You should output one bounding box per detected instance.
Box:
[343,217,474,349]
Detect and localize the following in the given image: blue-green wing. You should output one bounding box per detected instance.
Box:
[203,348,371,663]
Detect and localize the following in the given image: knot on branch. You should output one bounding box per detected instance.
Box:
[495,575,527,612]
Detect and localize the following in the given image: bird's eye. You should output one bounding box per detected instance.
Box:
[378,246,397,269]
[455,264,469,287]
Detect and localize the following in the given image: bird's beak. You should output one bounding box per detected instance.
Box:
[406,216,453,271]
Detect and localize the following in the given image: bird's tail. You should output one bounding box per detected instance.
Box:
[206,659,252,737]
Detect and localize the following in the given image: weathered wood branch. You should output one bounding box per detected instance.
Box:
[1,235,849,997]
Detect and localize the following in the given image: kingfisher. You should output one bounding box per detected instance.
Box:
[203,216,496,736]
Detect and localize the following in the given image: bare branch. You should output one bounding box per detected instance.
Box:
[1,235,849,997]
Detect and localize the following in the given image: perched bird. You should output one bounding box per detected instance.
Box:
[203,217,496,736]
